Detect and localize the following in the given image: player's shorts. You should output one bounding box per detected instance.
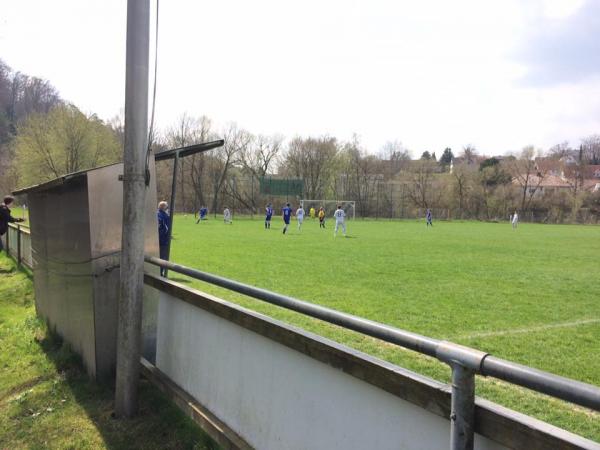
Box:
[284,220,290,225]
[266,215,272,221]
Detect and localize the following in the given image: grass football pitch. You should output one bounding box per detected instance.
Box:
[169,215,600,440]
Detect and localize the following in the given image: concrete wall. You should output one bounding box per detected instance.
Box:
[155,287,506,450]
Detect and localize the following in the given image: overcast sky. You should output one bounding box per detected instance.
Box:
[1,0,599,156]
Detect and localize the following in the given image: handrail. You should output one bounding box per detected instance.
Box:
[145,256,600,413]
[5,223,32,268]
[8,222,30,234]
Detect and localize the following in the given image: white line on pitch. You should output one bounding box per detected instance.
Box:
[458,318,600,340]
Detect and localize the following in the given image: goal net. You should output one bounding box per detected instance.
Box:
[300,200,356,220]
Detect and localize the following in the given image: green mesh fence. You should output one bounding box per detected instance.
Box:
[259,177,304,196]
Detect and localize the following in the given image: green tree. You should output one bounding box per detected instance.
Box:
[479,157,500,171]
[420,151,431,160]
[15,104,121,186]
[440,147,453,165]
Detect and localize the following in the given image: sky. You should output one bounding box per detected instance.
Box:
[1,0,599,157]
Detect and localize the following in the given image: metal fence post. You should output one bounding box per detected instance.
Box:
[450,363,475,450]
[390,183,393,220]
[376,181,380,220]
[16,225,21,267]
[165,151,179,277]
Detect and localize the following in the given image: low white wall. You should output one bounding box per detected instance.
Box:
[156,290,506,450]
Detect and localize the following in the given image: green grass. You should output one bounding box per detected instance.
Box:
[170,215,600,442]
[0,253,218,450]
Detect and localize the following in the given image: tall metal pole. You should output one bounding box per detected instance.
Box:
[115,0,150,418]
[164,152,179,277]
[376,181,379,220]
[401,183,405,219]
[232,178,236,219]
[390,183,393,220]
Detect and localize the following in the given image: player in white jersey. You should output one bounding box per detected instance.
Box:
[333,205,346,237]
[511,210,518,229]
[296,206,305,231]
[223,207,232,224]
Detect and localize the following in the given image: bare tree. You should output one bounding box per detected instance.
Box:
[559,145,588,219]
[162,114,215,211]
[581,135,600,164]
[507,146,546,211]
[547,141,572,159]
[108,111,125,149]
[187,116,214,210]
[210,123,252,214]
[460,145,478,165]
[282,135,338,199]
[341,136,383,216]
[240,134,283,177]
[406,160,439,209]
[379,140,411,179]
[452,163,473,217]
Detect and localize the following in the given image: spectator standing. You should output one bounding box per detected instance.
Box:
[0,196,26,254]
[157,201,170,276]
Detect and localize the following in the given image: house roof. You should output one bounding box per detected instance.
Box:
[563,165,600,179]
[512,174,572,189]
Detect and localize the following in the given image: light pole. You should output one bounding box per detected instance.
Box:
[115,0,150,418]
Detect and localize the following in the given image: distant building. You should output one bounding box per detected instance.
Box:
[516,159,600,197]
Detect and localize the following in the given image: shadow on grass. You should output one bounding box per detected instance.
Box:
[1,256,214,449]
[35,328,218,450]
[167,277,192,284]
[0,255,34,280]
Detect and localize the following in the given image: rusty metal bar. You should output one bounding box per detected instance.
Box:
[154,140,224,162]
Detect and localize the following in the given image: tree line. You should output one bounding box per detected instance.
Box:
[2,58,599,223]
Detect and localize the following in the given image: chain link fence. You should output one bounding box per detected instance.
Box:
[158,171,600,224]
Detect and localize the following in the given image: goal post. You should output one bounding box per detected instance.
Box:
[300,199,356,220]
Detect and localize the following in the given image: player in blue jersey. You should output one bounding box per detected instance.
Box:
[196,206,208,224]
[426,208,433,227]
[265,203,273,229]
[282,203,292,234]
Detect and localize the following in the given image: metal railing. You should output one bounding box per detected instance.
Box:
[145,256,600,450]
[4,223,32,269]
